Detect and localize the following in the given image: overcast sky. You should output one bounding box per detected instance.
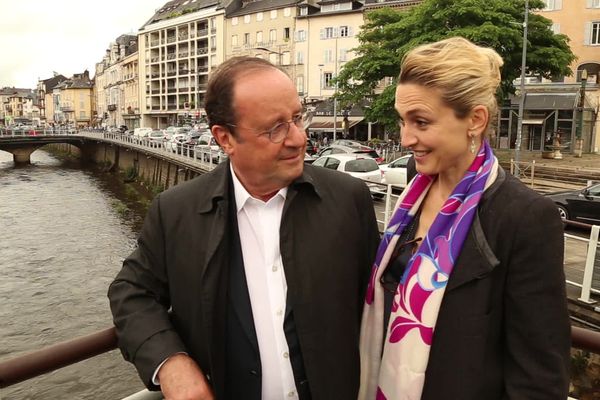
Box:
[0,0,168,89]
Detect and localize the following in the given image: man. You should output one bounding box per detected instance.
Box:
[108,57,380,400]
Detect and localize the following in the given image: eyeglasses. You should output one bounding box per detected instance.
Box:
[379,237,422,294]
[226,111,313,143]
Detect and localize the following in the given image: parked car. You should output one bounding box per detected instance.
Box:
[545,183,600,224]
[306,138,319,155]
[380,154,412,188]
[165,133,187,152]
[146,129,166,146]
[311,154,383,198]
[194,133,227,163]
[330,139,364,147]
[132,127,153,141]
[316,144,384,164]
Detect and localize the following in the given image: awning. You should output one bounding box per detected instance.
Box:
[521,118,545,125]
[308,116,364,130]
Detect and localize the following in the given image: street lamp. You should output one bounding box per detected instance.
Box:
[514,0,529,177]
[575,69,588,157]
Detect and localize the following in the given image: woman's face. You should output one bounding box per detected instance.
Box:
[395,83,476,180]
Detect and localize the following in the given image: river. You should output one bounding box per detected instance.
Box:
[0,149,150,399]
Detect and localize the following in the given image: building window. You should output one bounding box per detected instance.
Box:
[543,0,562,10]
[232,17,238,25]
[299,7,308,16]
[270,29,277,41]
[232,34,238,46]
[296,76,304,94]
[321,27,335,39]
[257,12,263,21]
[295,30,306,42]
[550,23,560,34]
[323,49,333,63]
[257,31,263,43]
[589,0,600,8]
[296,51,304,64]
[284,27,290,40]
[589,21,600,45]
[339,48,348,62]
[271,10,277,19]
[284,7,291,17]
[324,72,334,88]
[339,26,349,37]
[244,33,250,45]
[244,15,250,24]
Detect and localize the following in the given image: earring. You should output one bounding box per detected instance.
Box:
[470,135,477,154]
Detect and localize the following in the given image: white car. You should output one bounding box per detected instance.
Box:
[165,133,187,152]
[132,127,153,141]
[194,134,227,163]
[380,154,412,187]
[311,154,383,197]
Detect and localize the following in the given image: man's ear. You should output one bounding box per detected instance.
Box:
[469,105,489,137]
[212,125,235,155]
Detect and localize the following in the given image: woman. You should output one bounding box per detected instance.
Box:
[359,37,570,400]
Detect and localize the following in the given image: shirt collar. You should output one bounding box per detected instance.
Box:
[230,163,287,212]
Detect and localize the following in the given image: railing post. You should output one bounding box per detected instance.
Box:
[510,159,514,175]
[384,185,393,230]
[578,224,600,304]
[530,160,535,188]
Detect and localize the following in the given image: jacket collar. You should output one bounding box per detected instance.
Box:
[195,162,322,215]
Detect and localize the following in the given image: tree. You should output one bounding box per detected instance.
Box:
[336,0,576,133]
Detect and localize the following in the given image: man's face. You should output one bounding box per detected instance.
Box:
[221,68,307,199]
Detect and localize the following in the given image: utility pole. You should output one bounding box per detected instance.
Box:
[575,69,588,157]
[333,37,338,141]
[514,0,529,177]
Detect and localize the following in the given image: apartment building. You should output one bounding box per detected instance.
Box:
[138,0,224,128]
[94,35,138,129]
[225,0,302,90]
[496,0,600,153]
[0,88,37,126]
[52,71,94,127]
[36,74,68,126]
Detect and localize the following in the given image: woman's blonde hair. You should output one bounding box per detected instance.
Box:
[398,37,504,129]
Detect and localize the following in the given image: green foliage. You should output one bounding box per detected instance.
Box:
[336,0,576,133]
[124,166,137,182]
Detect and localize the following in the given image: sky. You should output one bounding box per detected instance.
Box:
[0,0,168,89]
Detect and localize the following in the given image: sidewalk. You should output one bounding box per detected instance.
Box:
[495,149,600,172]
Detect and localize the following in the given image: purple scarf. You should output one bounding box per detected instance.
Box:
[359,141,498,400]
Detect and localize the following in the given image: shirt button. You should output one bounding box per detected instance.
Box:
[276,309,283,316]
[288,391,295,397]
[272,265,278,272]
[283,352,289,358]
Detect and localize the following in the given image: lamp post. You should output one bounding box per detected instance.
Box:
[333,37,339,141]
[575,69,588,158]
[514,0,529,177]
[318,64,324,97]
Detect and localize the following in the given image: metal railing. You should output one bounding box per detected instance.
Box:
[1,324,597,393]
[564,220,600,305]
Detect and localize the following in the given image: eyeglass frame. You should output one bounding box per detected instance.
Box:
[225,111,313,144]
[379,236,422,294]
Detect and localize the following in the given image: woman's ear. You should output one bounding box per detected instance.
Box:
[469,105,489,137]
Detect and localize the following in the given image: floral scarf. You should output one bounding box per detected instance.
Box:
[359,141,498,400]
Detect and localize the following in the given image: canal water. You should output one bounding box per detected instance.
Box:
[0,149,150,399]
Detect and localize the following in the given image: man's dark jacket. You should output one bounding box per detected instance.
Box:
[108,161,380,399]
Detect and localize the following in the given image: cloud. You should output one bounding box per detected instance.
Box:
[0,0,165,88]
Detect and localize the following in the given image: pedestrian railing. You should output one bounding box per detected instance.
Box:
[0,324,597,396]
[564,220,600,307]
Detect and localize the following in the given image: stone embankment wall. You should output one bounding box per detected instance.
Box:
[46,142,202,191]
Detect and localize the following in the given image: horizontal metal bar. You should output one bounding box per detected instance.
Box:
[0,327,117,388]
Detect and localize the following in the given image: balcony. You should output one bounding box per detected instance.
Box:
[198,65,209,73]
[107,104,117,111]
[167,87,177,93]
[151,89,160,94]
[167,70,176,77]
[197,47,208,55]
[61,106,74,112]
[166,53,176,60]
[179,51,189,58]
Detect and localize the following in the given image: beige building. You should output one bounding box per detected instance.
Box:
[499,0,600,153]
[225,0,301,92]
[138,0,225,128]
[94,35,139,129]
[53,71,94,127]
[36,74,68,126]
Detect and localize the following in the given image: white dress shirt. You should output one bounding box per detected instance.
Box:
[231,165,299,400]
